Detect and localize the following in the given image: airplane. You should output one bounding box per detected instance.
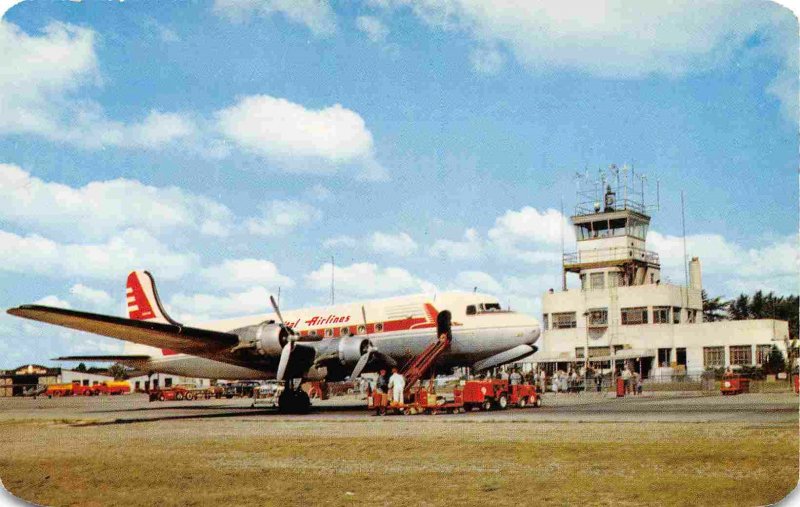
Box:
[7,270,541,412]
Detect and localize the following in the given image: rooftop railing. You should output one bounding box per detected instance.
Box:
[563,247,659,266]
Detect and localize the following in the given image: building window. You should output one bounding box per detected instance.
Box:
[657,348,671,367]
[608,272,622,287]
[756,345,772,365]
[729,345,752,366]
[552,312,577,329]
[587,308,608,327]
[135,381,141,390]
[580,275,587,291]
[703,347,724,368]
[621,307,648,325]
[653,306,670,324]
[687,309,697,323]
[165,378,173,388]
[672,307,681,324]
[82,379,89,386]
[575,347,585,359]
[542,314,549,330]
[590,272,605,290]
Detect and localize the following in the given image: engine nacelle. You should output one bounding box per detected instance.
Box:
[337,336,372,365]
[234,322,288,356]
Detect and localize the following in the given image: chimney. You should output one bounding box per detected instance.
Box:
[689,257,702,290]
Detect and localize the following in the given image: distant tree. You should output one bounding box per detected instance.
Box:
[76,362,87,372]
[108,363,128,380]
[701,290,730,322]
[728,294,750,320]
[750,290,766,319]
[764,345,786,375]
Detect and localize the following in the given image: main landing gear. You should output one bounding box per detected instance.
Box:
[277,380,311,414]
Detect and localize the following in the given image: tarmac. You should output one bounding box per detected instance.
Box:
[0,390,797,425]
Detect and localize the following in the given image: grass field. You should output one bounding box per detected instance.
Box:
[0,417,797,507]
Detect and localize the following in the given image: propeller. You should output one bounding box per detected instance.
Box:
[271,295,297,382]
[349,305,375,379]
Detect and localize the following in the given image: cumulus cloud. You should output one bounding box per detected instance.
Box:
[0,228,197,281]
[0,164,233,240]
[169,286,275,322]
[69,284,113,309]
[245,200,321,236]
[447,270,544,316]
[356,15,389,43]
[487,207,572,265]
[376,0,796,119]
[201,259,294,289]
[215,95,388,180]
[323,235,358,249]
[34,295,72,309]
[212,0,337,36]
[370,231,418,256]
[452,271,503,294]
[430,228,483,261]
[0,20,196,148]
[649,231,798,295]
[305,262,434,298]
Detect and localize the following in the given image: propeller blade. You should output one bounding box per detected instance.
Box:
[276,343,293,381]
[270,295,287,327]
[350,349,372,379]
[361,305,368,330]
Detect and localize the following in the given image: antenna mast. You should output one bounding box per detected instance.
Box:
[330,255,335,305]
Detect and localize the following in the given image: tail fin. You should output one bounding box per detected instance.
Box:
[126,270,179,325]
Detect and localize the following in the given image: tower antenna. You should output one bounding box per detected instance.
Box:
[560,195,566,290]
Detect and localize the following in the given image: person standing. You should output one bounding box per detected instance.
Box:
[509,369,522,386]
[387,367,406,405]
[375,368,388,395]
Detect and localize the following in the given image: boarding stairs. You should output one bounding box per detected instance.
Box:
[401,330,451,397]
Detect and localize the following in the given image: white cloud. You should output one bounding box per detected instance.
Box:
[323,235,358,249]
[305,262,434,298]
[201,259,294,289]
[430,228,483,261]
[69,284,113,309]
[0,21,197,148]
[648,231,798,295]
[0,228,197,281]
[212,0,337,36]
[452,271,503,294]
[34,295,72,309]
[370,231,418,256]
[0,164,234,240]
[356,15,389,43]
[470,47,504,75]
[169,286,275,322]
[215,95,387,180]
[245,199,321,236]
[487,207,571,265]
[377,0,795,119]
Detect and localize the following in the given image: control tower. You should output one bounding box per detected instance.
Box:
[562,165,661,291]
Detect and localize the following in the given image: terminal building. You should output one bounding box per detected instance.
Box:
[527,168,790,377]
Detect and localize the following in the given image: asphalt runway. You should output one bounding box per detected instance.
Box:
[1,391,796,425]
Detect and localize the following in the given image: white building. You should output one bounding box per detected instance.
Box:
[526,170,789,377]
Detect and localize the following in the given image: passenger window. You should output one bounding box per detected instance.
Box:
[340,327,350,336]
[466,305,476,315]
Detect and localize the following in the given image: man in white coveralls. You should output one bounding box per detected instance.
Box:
[388,367,406,405]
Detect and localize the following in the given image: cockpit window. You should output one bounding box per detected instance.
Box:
[481,303,502,312]
[466,305,476,315]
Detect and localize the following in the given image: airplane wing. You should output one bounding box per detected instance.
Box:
[7,305,248,365]
[53,355,152,362]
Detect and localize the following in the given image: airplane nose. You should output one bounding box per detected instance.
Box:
[525,325,541,345]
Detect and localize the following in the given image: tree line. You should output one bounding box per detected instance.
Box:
[702,290,798,341]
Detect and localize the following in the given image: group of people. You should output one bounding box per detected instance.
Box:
[621,366,644,395]
[364,367,407,404]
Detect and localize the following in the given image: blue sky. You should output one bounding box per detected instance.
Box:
[0,0,797,366]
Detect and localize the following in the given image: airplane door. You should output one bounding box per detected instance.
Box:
[437,310,452,340]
